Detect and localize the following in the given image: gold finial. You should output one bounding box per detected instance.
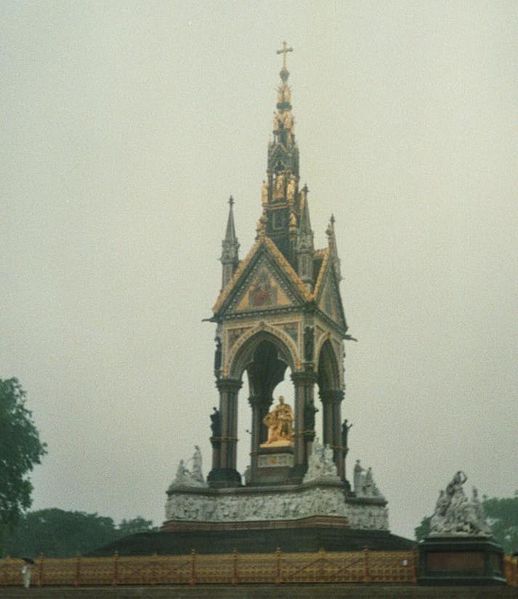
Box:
[289,210,297,230]
[256,214,267,239]
[276,41,293,71]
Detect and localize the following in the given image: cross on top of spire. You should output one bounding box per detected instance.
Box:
[276,41,293,72]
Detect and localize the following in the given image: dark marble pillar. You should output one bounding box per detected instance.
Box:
[207,378,242,487]
[320,388,345,480]
[248,394,270,480]
[291,371,316,480]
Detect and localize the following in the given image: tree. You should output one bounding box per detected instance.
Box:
[415,494,518,554]
[0,378,46,540]
[118,516,156,537]
[415,515,431,542]
[483,493,518,554]
[3,509,156,557]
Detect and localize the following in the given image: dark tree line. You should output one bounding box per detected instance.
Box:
[3,509,156,558]
[0,377,156,558]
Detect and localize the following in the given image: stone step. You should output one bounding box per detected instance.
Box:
[0,586,517,599]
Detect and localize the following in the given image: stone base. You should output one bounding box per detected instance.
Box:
[90,526,414,557]
[254,445,294,485]
[206,467,241,488]
[162,514,350,532]
[164,480,388,530]
[418,536,506,586]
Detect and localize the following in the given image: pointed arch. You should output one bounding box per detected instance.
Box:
[228,322,299,380]
[317,338,341,392]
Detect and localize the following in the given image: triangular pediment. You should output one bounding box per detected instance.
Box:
[213,238,310,317]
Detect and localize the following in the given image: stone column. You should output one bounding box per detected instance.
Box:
[320,389,345,479]
[208,378,242,487]
[291,371,316,480]
[249,395,273,481]
[248,395,262,480]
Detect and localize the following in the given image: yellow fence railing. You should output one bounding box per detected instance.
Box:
[1,550,516,587]
[0,549,417,587]
[505,555,518,587]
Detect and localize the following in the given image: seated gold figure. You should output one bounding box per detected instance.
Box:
[261,396,294,447]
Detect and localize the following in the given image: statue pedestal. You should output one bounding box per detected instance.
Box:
[418,536,506,586]
[254,445,294,486]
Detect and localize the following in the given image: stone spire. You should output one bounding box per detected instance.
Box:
[262,43,300,261]
[326,215,342,282]
[220,196,239,289]
[297,185,315,289]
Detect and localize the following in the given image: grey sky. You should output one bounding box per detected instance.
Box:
[1,1,516,539]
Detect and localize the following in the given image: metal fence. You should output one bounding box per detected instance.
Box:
[505,555,518,587]
[0,549,417,587]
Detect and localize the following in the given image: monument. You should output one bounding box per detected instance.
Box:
[159,44,412,553]
[418,471,505,585]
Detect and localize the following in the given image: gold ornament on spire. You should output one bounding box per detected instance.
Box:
[289,210,297,230]
[261,180,269,206]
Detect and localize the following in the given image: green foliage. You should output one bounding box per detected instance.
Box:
[118,516,156,537]
[483,493,518,554]
[415,493,518,554]
[0,378,47,537]
[415,516,431,542]
[3,509,155,558]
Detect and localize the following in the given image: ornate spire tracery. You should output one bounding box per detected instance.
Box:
[262,43,301,261]
[326,214,342,282]
[220,196,239,289]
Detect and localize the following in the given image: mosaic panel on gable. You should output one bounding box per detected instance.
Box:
[232,263,294,314]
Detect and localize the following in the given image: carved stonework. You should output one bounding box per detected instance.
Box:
[429,471,492,537]
[278,322,299,345]
[168,447,207,490]
[303,438,340,483]
[226,321,300,377]
[227,327,250,350]
[165,486,389,530]
[353,460,384,499]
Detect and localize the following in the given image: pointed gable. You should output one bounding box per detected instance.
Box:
[313,248,347,331]
[213,237,310,317]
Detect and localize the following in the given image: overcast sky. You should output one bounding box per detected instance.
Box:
[1,1,516,539]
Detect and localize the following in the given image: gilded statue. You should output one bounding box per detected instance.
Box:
[287,175,297,203]
[273,172,285,199]
[273,112,281,132]
[261,180,269,206]
[261,396,294,446]
[283,111,294,130]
